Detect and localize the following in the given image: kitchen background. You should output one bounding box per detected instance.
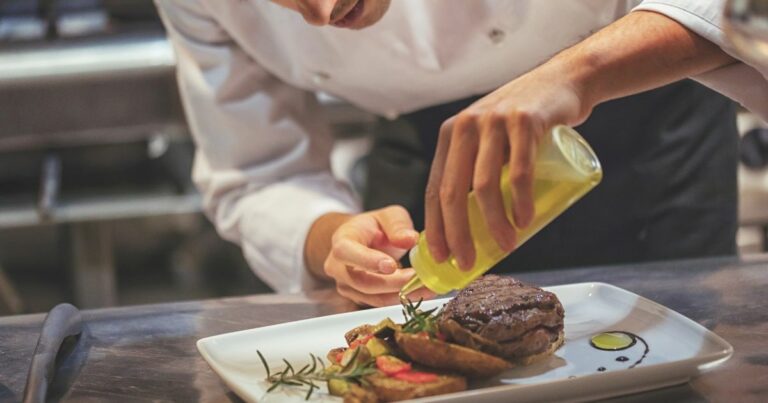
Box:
[1,0,766,315]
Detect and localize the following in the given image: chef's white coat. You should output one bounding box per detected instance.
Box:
[154,0,768,293]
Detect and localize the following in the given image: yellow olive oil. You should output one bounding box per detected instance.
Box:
[402,126,602,296]
[590,332,636,351]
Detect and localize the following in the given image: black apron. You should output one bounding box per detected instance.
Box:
[363,80,739,272]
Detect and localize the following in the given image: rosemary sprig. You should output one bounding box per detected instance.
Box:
[401,298,441,334]
[330,356,377,386]
[257,349,377,400]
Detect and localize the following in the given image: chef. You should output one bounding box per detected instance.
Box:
[155,0,768,306]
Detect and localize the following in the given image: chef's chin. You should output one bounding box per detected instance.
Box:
[343,0,392,30]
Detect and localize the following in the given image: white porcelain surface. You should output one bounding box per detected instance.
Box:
[197,283,733,402]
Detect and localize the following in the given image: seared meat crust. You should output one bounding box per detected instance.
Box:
[439,275,564,361]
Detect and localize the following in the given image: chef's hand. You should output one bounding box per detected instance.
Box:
[423,10,740,270]
[306,206,435,307]
[424,68,590,271]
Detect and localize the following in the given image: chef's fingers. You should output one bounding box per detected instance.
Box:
[329,237,399,274]
[424,118,453,263]
[336,283,435,307]
[474,114,516,253]
[507,112,539,229]
[440,113,479,270]
[326,261,415,294]
[375,205,419,250]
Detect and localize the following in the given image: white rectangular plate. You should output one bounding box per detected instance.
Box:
[197,282,733,402]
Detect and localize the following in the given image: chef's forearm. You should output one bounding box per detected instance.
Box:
[548,11,737,115]
[304,212,352,281]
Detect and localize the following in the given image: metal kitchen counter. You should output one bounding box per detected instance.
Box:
[1,255,767,402]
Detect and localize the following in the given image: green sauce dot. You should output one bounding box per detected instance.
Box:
[590,332,635,351]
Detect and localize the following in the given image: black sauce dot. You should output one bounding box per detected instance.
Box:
[616,356,629,362]
[597,367,606,372]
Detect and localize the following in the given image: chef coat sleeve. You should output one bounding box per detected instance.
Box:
[634,0,768,122]
[155,0,360,293]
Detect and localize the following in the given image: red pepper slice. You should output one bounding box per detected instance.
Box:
[334,351,345,364]
[375,355,412,375]
[349,334,374,349]
[393,371,439,383]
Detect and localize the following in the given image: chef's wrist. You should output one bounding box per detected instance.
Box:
[304,212,352,281]
[540,45,603,123]
[514,55,594,129]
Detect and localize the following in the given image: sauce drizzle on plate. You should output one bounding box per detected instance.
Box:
[590,331,650,370]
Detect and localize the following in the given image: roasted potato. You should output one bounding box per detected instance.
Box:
[327,347,347,364]
[342,383,379,403]
[395,331,511,378]
[363,371,466,402]
[345,324,376,345]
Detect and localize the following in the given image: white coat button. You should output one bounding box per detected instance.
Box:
[488,28,505,44]
[312,71,331,85]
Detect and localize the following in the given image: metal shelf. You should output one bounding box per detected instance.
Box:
[0,33,176,86]
[0,191,202,229]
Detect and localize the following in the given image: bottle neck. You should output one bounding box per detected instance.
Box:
[399,273,424,303]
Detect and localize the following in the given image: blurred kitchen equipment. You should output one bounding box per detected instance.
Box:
[741,127,768,169]
[0,0,375,311]
[723,0,768,63]
[725,1,768,254]
[0,0,46,41]
[0,0,193,309]
[53,0,109,38]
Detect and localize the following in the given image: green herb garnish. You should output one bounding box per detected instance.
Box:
[257,349,376,400]
[401,298,440,334]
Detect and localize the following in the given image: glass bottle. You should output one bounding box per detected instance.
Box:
[401,125,603,297]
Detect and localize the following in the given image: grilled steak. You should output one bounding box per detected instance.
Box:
[438,275,564,362]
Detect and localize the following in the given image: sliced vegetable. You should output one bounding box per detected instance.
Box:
[375,355,412,376]
[393,370,439,383]
[340,345,371,368]
[349,334,374,349]
[365,337,391,357]
[372,318,398,338]
[327,378,351,396]
[345,324,375,345]
[328,347,346,364]
[324,364,342,375]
